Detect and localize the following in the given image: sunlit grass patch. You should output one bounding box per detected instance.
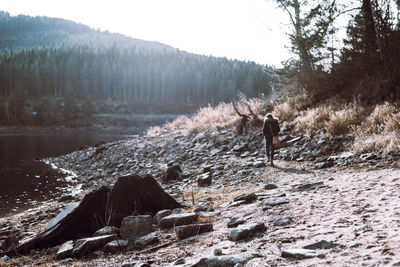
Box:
[325,105,364,136]
[352,103,400,154]
[160,98,265,136]
[292,106,331,134]
[352,131,400,154]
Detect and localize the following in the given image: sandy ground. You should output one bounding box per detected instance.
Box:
[2,128,400,266]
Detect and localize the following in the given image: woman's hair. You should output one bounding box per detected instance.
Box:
[266,113,273,119]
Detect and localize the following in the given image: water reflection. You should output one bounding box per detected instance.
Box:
[0,134,128,216]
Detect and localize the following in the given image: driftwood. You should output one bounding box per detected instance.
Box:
[13,174,182,255]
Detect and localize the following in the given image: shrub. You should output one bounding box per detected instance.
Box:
[292,106,331,134]
[325,105,364,136]
[352,103,400,154]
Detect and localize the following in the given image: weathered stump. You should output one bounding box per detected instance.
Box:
[15,186,110,254]
[106,174,182,226]
[12,174,181,255]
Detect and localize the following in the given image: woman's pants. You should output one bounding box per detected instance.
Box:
[265,137,274,161]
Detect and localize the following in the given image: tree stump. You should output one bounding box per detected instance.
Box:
[105,174,182,226]
[12,174,181,255]
[15,186,110,255]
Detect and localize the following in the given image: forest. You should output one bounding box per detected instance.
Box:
[273,0,400,105]
[0,11,274,125]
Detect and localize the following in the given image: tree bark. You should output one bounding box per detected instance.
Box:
[105,174,182,227]
[362,0,380,59]
[15,186,110,255]
[11,174,182,255]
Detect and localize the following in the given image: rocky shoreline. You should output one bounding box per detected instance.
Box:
[1,126,400,266]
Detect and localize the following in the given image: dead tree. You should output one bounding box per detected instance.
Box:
[232,101,249,135]
[245,103,263,127]
[232,101,263,134]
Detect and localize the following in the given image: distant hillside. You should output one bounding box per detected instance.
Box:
[0,11,172,52]
[0,11,275,125]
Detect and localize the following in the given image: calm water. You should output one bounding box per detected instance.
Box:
[0,114,180,216]
[0,134,129,216]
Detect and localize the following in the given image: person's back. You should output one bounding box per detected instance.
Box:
[262,113,280,165]
[263,117,280,139]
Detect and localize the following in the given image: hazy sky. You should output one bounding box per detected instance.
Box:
[1,0,292,66]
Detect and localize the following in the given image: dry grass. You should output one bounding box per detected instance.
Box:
[292,106,331,134]
[151,98,265,136]
[147,90,399,155]
[325,104,364,136]
[352,103,400,154]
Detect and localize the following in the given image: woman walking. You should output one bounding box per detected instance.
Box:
[262,113,280,166]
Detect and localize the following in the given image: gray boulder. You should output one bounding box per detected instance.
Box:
[229,222,266,241]
[56,240,74,259]
[159,213,199,228]
[120,215,153,240]
[93,226,119,237]
[104,239,129,252]
[72,234,117,257]
[274,217,293,226]
[281,248,317,260]
[175,223,213,240]
[153,209,172,225]
[134,232,159,247]
[227,217,245,228]
[192,252,261,267]
[197,173,212,187]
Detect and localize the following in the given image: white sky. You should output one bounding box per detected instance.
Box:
[1,0,292,66]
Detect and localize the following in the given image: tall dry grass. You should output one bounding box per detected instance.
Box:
[325,104,364,136]
[292,106,331,134]
[150,98,265,136]
[352,103,400,154]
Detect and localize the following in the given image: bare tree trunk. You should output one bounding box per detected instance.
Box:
[362,0,381,60]
[293,0,313,76]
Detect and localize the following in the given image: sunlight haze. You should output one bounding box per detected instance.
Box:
[1,0,291,66]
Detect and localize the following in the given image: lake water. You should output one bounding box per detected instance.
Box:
[0,134,130,216]
[0,114,180,216]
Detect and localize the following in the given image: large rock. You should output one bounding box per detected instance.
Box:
[227,217,245,228]
[197,173,212,187]
[56,240,74,259]
[261,197,289,208]
[303,240,341,250]
[72,234,117,257]
[274,217,293,226]
[233,193,257,203]
[175,223,213,240]
[104,239,129,252]
[153,209,172,225]
[106,174,182,227]
[120,215,153,240]
[93,226,119,237]
[133,232,158,247]
[192,252,261,267]
[47,202,79,229]
[229,222,266,241]
[281,248,317,260]
[159,213,199,228]
[294,182,326,192]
